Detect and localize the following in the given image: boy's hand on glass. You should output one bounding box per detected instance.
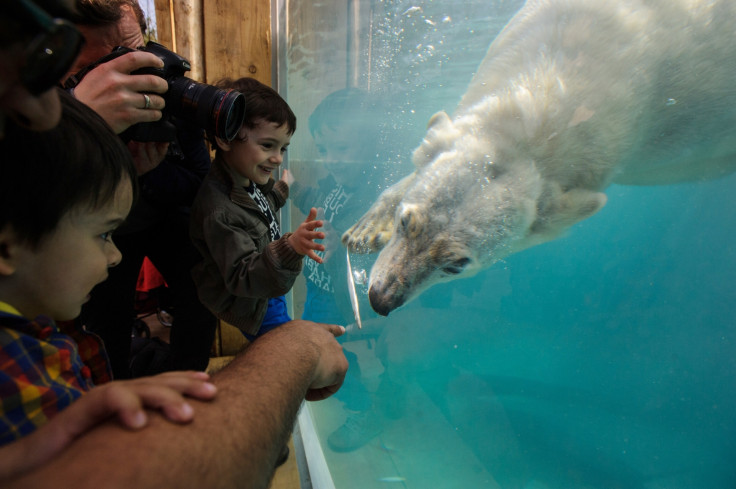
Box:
[281,168,295,186]
[317,210,339,263]
[288,207,326,263]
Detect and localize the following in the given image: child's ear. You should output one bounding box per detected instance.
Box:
[215,136,232,152]
[0,226,20,276]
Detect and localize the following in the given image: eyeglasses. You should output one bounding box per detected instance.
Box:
[14,0,84,95]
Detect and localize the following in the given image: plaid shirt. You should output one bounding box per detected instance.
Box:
[0,305,112,445]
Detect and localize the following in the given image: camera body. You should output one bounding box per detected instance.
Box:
[66,41,245,142]
[118,41,192,142]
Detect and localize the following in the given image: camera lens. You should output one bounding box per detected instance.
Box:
[213,89,246,142]
[168,77,245,141]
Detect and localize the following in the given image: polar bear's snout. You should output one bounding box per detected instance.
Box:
[368,281,402,317]
[366,242,417,316]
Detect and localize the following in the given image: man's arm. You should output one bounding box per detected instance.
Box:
[0,371,216,480]
[3,320,347,489]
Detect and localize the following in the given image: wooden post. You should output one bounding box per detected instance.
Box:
[153,0,173,48]
[153,0,271,85]
[203,0,272,85]
[172,0,205,81]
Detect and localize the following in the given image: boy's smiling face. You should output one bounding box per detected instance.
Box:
[1,178,133,321]
[221,120,292,187]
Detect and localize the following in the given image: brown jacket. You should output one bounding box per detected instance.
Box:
[189,157,302,336]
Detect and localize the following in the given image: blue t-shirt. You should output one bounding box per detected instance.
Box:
[243,183,292,339]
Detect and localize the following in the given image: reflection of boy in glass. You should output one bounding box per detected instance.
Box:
[288,88,401,451]
[289,88,393,324]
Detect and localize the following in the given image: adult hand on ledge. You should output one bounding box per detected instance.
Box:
[1,319,347,489]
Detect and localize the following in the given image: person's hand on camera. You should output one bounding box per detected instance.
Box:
[72,51,168,134]
[127,140,169,175]
[0,370,216,480]
[288,207,325,263]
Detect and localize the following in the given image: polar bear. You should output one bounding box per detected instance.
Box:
[342,0,736,316]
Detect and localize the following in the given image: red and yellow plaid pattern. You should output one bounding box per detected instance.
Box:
[0,311,111,445]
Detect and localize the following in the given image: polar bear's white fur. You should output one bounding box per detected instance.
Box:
[343,0,736,316]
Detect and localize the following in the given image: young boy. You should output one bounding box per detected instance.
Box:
[0,91,217,468]
[190,77,325,340]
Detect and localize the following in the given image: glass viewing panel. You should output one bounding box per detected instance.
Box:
[280,1,736,487]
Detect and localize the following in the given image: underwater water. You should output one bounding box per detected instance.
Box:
[280,1,736,487]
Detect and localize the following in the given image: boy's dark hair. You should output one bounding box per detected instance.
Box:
[308,87,374,137]
[0,89,137,248]
[215,77,296,138]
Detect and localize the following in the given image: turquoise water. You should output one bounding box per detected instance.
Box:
[282,1,736,487]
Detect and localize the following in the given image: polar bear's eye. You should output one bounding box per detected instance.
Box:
[400,213,410,230]
[442,257,471,275]
[398,204,422,237]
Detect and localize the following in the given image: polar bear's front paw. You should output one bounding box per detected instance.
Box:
[342,216,394,254]
[342,172,415,253]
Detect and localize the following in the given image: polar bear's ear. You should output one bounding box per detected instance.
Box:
[426,111,453,131]
[531,188,607,237]
[412,111,455,169]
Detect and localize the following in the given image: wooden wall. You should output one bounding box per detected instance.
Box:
[152,0,272,85]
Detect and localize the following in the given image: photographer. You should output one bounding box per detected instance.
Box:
[68,0,167,136]
[67,0,217,378]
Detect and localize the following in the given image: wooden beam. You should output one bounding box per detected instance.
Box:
[152,0,173,49]
[153,0,271,86]
[203,0,272,85]
[173,0,205,81]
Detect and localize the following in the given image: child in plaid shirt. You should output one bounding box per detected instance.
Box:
[0,92,217,477]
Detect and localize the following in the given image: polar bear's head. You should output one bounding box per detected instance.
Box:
[366,111,606,316]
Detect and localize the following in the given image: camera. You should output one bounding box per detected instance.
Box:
[65,41,245,142]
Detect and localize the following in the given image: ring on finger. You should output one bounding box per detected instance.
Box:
[143,93,151,110]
